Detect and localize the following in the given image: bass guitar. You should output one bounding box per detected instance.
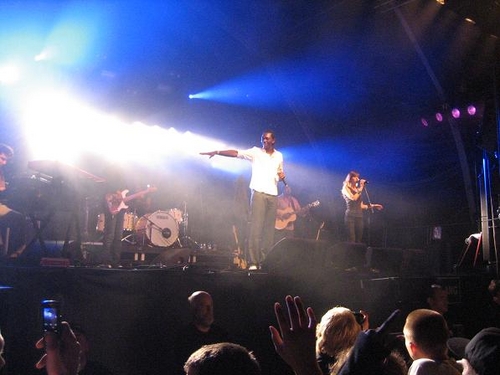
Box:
[275,200,320,230]
[105,186,157,215]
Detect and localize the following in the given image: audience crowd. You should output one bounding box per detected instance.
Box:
[0,281,499,375]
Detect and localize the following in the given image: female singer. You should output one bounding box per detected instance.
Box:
[341,171,383,243]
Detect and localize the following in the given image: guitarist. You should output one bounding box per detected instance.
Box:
[100,164,129,267]
[275,185,305,243]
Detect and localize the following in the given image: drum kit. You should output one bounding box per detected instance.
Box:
[95,208,185,248]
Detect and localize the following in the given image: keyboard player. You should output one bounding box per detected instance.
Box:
[0,143,26,259]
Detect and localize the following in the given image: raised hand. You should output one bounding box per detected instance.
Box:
[269,295,322,375]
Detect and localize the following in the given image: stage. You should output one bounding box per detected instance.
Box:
[0,238,496,375]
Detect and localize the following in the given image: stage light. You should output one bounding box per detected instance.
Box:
[467,105,476,116]
[421,118,429,127]
[0,65,20,85]
[34,51,50,62]
[435,113,443,122]
[451,108,460,118]
[188,93,209,99]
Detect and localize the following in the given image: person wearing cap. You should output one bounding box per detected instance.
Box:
[448,327,500,375]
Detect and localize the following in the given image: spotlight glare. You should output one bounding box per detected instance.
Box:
[435,113,443,122]
[451,108,460,118]
[188,92,210,100]
[467,105,476,116]
[421,118,429,127]
[34,52,48,62]
[0,65,20,85]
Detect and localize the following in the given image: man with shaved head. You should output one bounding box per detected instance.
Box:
[172,291,230,375]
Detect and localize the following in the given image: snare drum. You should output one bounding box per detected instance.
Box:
[123,212,138,231]
[96,212,138,232]
[96,213,105,232]
[135,210,179,247]
[168,208,183,223]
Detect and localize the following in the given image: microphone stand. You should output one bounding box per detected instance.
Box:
[363,185,375,214]
[362,186,375,269]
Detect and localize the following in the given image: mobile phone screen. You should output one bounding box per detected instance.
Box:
[41,300,61,334]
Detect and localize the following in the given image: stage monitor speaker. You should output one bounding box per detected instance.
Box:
[262,238,330,274]
[150,248,192,267]
[331,242,368,269]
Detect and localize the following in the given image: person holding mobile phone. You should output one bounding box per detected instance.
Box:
[35,321,81,375]
[36,300,81,375]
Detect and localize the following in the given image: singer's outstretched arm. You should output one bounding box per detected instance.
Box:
[200,150,238,158]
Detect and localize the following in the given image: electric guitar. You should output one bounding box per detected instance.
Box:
[275,200,320,230]
[232,225,247,270]
[105,186,157,215]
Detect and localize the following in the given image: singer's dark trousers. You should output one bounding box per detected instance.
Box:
[248,191,277,266]
[344,213,364,243]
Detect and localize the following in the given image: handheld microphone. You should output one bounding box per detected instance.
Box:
[278,167,287,186]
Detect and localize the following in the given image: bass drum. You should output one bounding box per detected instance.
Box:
[135,210,179,247]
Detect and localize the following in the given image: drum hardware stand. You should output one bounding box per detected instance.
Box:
[315,221,325,241]
[121,210,139,244]
[177,201,200,250]
[121,232,137,244]
[83,197,91,242]
[125,214,157,263]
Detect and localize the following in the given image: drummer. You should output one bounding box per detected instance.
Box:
[134,195,153,218]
